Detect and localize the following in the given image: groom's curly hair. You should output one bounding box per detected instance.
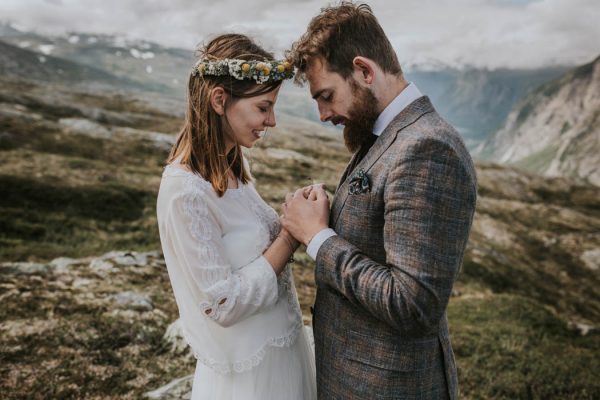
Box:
[287,1,402,84]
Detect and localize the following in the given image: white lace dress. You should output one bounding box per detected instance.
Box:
[156,164,316,400]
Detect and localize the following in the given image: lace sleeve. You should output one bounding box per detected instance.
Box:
[165,179,278,328]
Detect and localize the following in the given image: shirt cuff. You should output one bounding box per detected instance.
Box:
[306,228,337,260]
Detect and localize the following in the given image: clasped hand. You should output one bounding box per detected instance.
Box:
[280,184,330,246]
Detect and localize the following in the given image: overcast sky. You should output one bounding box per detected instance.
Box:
[1,0,599,69]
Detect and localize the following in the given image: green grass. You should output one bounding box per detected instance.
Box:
[512,144,558,173]
[449,294,600,399]
[0,86,171,262]
[0,175,148,221]
[0,174,159,261]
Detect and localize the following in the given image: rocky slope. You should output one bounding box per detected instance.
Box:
[1,73,600,398]
[1,163,599,399]
[476,55,600,186]
[407,66,568,145]
[0,75,343,262]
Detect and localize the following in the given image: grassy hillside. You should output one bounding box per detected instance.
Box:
[1,78,599,399]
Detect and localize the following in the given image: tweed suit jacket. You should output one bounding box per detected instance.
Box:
[313,96,477,400]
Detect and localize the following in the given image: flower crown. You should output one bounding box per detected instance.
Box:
[191,58,294,84]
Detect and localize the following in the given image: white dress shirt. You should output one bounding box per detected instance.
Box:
[306,82,423,260]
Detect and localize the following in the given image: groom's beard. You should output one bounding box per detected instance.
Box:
[343,83,380,153]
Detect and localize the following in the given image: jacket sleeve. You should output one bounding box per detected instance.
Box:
[164,189,278,328]
[315,138,476,334]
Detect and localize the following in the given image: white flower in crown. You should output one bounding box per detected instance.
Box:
[227,59,245,80]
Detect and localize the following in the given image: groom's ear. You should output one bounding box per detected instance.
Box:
[352,56,375,86]
[210,87,228,115]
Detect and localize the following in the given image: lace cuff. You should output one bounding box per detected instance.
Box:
[200,255,278,326]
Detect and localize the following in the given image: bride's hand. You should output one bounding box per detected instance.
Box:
[278,226,300,252]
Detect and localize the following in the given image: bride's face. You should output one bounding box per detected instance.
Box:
[223,87,280,149]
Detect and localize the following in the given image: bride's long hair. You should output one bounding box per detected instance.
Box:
[168,34,282,197]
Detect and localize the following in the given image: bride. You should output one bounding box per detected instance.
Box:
[156,34,317,399]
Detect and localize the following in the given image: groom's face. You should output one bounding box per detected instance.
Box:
[307,58,379,153]
[307,58,355,126]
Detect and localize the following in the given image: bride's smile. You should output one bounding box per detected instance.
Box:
[222,88,280,150]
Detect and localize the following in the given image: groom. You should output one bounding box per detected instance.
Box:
[281,2,477,399]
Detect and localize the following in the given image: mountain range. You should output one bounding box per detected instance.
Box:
[406,66,569,144]
[0,22,573,149]
[476,55,600,186]
[0,22,191,95]
[1,23,597,185]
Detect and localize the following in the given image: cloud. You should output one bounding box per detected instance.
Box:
[1,0,598,69]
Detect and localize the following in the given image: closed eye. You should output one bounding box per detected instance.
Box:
[258,100,274,113]
[321,92,333,102]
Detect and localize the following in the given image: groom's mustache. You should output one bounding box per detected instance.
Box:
[331,116,346,126]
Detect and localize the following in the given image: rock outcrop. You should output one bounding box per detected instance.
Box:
[476,55,600,186]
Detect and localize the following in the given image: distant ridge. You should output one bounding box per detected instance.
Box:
[0,40,158,92]
[476,55,600,186]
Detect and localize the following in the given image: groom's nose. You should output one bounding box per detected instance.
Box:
[318,105,332,122]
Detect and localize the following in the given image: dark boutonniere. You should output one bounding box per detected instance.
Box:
[348,169,371,195]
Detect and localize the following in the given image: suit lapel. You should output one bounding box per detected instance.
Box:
[335,150,361,195]
[331,96,435,227]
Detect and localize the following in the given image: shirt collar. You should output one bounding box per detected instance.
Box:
[372,82,423,136]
